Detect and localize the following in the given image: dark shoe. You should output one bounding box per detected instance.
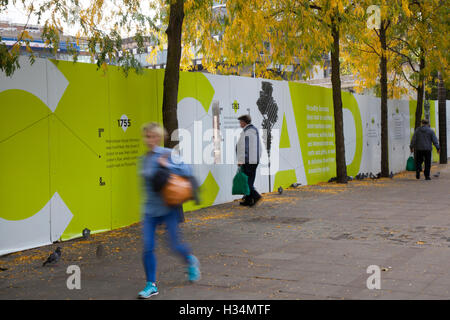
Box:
[249,195,262,207]
[425,177,431,180]
[240,199,253,206]
[416,172,420,179]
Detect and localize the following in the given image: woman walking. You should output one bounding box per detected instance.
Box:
[138,122,200,299]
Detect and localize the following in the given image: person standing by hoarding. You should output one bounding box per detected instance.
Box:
[138,122,200,299]
[410,119,440,180]
[236,115,262,206]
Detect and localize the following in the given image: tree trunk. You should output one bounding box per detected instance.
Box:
[438,71,447,163]
[414,56,426,130]
[162,0,185,148]
[379,22,389,177]
[330,20,347,183]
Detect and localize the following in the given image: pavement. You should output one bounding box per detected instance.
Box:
[1,163,450,300]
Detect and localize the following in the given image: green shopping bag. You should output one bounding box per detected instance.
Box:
[406,154,416,171]
[232,168,250,195]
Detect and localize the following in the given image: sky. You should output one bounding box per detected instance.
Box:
[0,1,83,35]
[0,3,36,24]
[0,1,156,37]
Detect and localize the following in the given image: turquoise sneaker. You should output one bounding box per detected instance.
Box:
[187,255,201,282]
[138,282,159,299]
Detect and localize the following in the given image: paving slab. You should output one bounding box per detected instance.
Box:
[1,163,449,300]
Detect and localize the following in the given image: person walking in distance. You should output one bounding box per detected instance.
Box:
[236,115,262,206]
[410,119,440,180]
[138,122,200,299]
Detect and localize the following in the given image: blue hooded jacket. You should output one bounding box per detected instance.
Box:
[140,146,192,218]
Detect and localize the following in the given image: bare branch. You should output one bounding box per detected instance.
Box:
[362,40,380,57]
[387,46,418,73]
[400,66,418,90]
[355,47,379,56]
[391,36,420,57]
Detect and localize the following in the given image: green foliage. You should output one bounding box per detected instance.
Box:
[0,0,161,77]
[0,39,20,76]
[0,0,448,86]
[343,0,448,98]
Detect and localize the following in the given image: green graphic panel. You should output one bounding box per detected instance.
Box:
[50,61,112,240]
[289,82,336,185]
[153,69,164,126]
[52,61,109,158]
[108,67,159,229]
[50,115,111,240]
[183,171,219,212]
[0,90,50,221]
[0,90,50,141]
[178,72,215,113]
[154,70,215,125]
[288,82,362,184]
[279,113,291,148]
[342,91,363,177]
[273,169,297,191]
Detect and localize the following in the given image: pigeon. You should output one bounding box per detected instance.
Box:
[356,173,366,180]
[278,186,283,194]
[43,247,61,266]
[82,228,91,239]
[433,172,440,178]
[376,172,381,179]
[389,172,394,179]
[347,176,353,181]
[328,177,337,183]
[290,183,301,188]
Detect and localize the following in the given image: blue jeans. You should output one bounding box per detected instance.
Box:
[142,209,191,283]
